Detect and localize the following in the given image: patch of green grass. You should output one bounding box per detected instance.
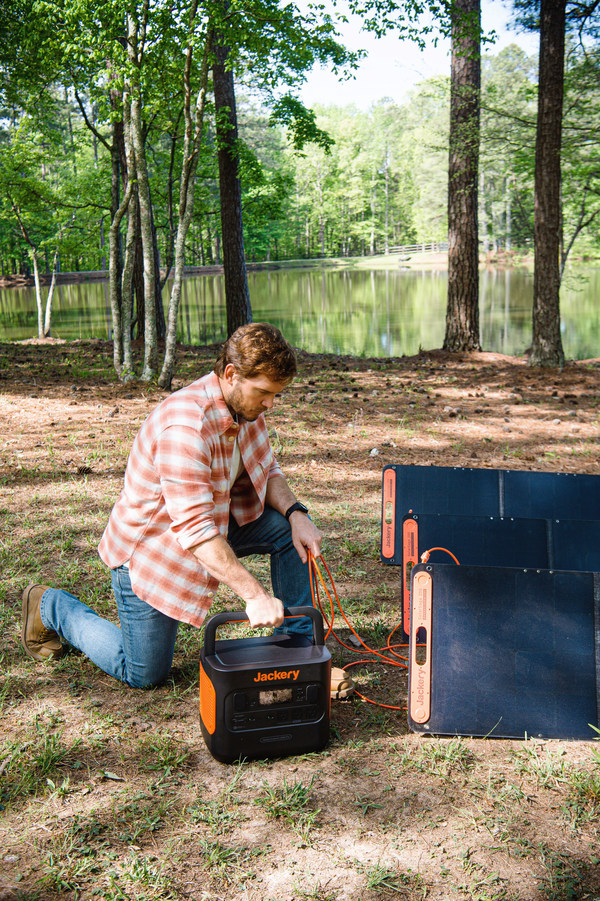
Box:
[112,791,177,844]
[459,850,509,901]
[103,848,180,900]
[390,737,476,778]
[135,733,194,778]
[188,766,246,836]
[292,881,339,901]
[0,720,83,805]
[40,834,103,896]
[537,845,588,901]
[195,838,265,888]
[562,764,600,828]
[358,861,426,897]
[255,774,320,842]
[512,742,571,789]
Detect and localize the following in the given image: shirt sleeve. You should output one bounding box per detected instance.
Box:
[154,424,221,549]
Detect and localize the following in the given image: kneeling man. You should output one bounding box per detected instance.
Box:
[22,323,353,699]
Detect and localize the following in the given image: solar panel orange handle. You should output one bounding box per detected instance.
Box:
[402,517,419,635]
[410,568,432,725]
[381,468,396,559]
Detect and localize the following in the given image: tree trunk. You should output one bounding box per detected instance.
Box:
[31,250,44,338]
[108,140,134,376]
[444,0,482,352]
[213,42,252,337]
[158,22,212,390]
[121,196,137,378]
[43,251,59,336]
[384,152,390,255]
[530,0,566,368]
[128,13,158,381]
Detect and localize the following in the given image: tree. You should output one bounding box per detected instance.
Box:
[444,0,482,351]
[480,45,537,254]
[530,0,567,367]
[350,0,484,350]
[213,41,253,336]
[513,0,600,366]
[0,109,82,336]
[560,44,600,274]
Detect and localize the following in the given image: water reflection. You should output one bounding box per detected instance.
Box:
[0,266,599,360]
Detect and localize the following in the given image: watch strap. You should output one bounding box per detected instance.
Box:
[285,501,308,521]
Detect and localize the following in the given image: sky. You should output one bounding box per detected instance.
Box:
[298,0,539,110]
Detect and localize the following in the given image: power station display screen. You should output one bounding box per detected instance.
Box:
[259,688,293,706]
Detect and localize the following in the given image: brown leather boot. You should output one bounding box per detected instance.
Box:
[21,583,64,661]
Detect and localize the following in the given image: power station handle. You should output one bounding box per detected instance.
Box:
[202,606,325,656]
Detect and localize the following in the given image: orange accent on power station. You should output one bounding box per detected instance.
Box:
[381,469,396,559]
[199,662,216,735]
[402,518,419,635]
[409,569,432,724]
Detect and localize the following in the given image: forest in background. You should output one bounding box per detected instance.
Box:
[3,37,600,277]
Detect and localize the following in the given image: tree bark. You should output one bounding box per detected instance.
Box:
[108,143,134,376]
[31,250,44,339]
[43,251,58,336]
[213,42,252,337]
[128,12,158,380]
[444,0,482,352]
[530,0,566,368]
[158,20,213,389]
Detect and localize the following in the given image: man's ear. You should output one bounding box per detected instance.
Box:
[223,363,237,385]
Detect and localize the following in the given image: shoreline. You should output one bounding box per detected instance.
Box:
[0,251,543,289]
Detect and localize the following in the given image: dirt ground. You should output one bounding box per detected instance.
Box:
[1,337,600,901]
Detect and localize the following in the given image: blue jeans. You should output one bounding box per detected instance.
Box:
[40,505,314,688]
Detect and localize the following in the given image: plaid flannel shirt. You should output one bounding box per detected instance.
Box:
[98,371,282,626]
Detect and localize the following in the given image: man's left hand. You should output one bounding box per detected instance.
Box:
[289,511,323,564]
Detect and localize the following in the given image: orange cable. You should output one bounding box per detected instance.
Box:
[420,547,461,565]
[308,551,407,711]
[308,545,460,712]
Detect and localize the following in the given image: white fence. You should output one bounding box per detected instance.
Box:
[386,241,448,255]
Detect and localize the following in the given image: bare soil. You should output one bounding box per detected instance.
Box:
[1,338,600,901]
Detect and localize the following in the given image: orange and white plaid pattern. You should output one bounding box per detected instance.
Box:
[98,371,282,626]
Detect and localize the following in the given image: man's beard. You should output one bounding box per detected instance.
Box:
[228,384,264,422]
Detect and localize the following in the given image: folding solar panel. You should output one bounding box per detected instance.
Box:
[381,466,600,563]
[408,563,600,740]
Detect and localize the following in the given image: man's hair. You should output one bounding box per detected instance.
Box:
[214,322,297,382]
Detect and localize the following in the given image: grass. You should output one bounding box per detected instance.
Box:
[0,721,83,806]
[255,774,321,842]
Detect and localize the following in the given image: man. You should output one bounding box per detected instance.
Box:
[21,323,354,699]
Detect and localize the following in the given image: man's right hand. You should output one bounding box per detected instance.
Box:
[245,594,285,628]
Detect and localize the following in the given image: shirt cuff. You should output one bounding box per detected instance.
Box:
[175,520,221,550]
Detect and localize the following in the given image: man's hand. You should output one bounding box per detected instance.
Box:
[245,593,285,628]
[289,511,323,565]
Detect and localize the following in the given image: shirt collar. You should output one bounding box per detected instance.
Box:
[201,370,239,436]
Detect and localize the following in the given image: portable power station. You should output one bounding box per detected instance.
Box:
[199,606,331,763]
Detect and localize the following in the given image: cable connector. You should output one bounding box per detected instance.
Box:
[420,547,460,565]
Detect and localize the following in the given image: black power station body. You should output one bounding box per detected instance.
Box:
[199,607,331,763]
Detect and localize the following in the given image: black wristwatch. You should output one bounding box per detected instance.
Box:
[285,501,309,521]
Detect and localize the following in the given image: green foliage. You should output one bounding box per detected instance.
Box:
[2,0,600,292]
[270,95,334,152]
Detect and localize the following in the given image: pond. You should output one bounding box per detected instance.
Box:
[1,264,599,359]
